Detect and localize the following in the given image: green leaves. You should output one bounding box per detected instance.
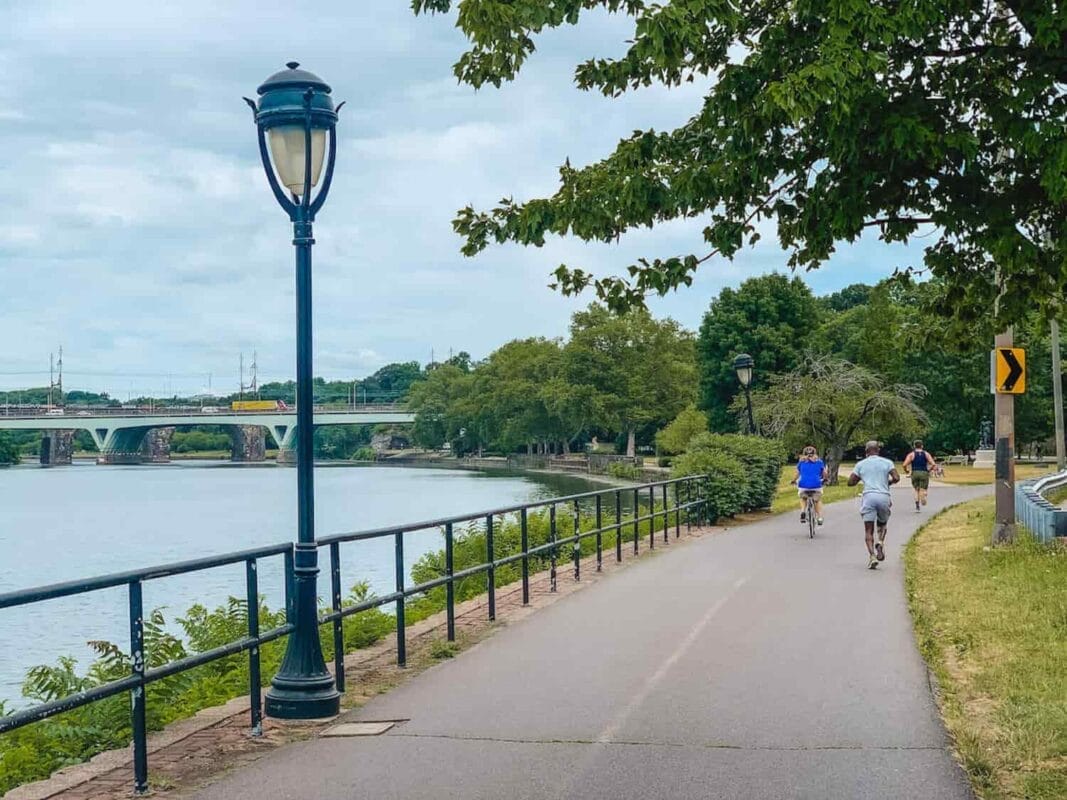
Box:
[419,0,1067,324]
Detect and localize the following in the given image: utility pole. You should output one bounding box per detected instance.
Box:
[1052,316,1065,470]
[992,266,1016,544]
[239,352,245,402]
[56,346,63,406]
[250,350,259,398]
[48,352,54,409]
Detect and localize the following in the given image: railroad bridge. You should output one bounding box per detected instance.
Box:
[0,408,414,465]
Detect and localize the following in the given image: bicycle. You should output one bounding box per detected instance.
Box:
[802,492,817,539]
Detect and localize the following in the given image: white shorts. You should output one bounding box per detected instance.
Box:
[797,488,823,498]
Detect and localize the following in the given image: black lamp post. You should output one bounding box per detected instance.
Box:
[733,353,756,435]
[246,63,342,719]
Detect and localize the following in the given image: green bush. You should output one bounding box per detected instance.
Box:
[607,462,642,480]
[0,433,19,465]
[671,433,785,520]
[352,447,376,461]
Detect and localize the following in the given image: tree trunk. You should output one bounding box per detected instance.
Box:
[626,429,636,458]
[825,443,847,485]
[527,442,533,455]
[562,439,571,455]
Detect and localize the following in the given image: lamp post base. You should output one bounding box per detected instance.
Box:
[265,674,340,719]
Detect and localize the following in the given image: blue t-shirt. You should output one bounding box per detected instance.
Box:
[797,459,825,489]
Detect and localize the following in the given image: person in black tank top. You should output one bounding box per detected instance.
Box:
[903,439,937,511]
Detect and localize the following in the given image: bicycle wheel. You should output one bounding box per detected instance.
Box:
[808,498,816,538]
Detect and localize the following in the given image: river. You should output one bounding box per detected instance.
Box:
[0,460,600,706]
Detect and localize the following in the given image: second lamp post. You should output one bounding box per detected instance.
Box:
[733,353,756,435]
[246,62,342,719]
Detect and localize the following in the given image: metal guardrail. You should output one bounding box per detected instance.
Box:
[1014,469,1067,542]
[0,475,707,794]
[0,403,407,420]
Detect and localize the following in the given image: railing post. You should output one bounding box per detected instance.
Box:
[246,559,264,735]
[614,490,622,563]
[572,500,581,581]
[486,514,496,620]
[685,479,691,532]
[329,542,344,693]
[445,522,456,641]
[633,488,639,555]
[128,580,148,795]
[662,483,669,543]
[550,504,558,592]
[395,532,406,667]
[649,485,656,549]
[595,493,603,571]
[520,509,530,605]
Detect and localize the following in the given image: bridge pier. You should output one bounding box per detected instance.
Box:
[97,427,152,465]
[230,425,266,462]
[39,430,75,466]
[139,427,174,463]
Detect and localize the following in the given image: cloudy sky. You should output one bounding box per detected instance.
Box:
[0,1,921,398]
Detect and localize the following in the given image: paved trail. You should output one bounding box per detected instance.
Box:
[192,482,987,800]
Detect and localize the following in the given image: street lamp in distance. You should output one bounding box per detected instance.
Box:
[245,62,342,720]
[733,353,756,435]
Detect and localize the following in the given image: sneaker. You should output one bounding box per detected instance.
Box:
[800,512,807,523]
[875,541,885,561]
[868,555,879,570]
[816,517,824,526]
[915,500,921,511]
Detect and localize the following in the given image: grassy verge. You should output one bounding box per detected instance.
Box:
[936,463,1054,485]
[905,497,1067,799]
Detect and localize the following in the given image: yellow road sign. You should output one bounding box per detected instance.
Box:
[991,348,1026,394]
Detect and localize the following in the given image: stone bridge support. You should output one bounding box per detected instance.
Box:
[39,429,75,466]
[230,425,266,462]
[270,424,297,465]
[139,427,174,463]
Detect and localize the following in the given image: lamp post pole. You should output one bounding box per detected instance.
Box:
[247,63,342,719]
[733,353,756,435]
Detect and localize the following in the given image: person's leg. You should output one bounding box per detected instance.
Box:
[864,521,876,555]
[874,498,891,561]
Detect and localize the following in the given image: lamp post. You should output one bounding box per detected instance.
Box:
[246,63,342,719]
[733,353,756,435]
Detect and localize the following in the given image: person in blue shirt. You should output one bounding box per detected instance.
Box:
[791,445,828,526]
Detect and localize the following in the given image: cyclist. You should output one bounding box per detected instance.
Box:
[847,441,900,569]
[791,445,827,526]
[902,439,936,511]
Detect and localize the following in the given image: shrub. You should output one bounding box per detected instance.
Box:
[352,447,376,462]
[607,462,642,480]
[671,433,785,520]
[654,405,709,455]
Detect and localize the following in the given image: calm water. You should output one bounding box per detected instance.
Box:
[0,461,597,706]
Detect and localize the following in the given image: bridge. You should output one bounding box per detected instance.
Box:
[0,407,414,465]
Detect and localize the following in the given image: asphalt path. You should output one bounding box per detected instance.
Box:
[192,481,987,800]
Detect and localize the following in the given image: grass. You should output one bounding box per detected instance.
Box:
[905,497,1067,799]
[935,462,1054,486]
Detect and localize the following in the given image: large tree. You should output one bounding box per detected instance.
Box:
[564,304,696,455]
[697,273,820,430]
[751,355,927,482]
[414,0,1066,325]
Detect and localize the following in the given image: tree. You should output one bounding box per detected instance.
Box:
[697,274,820,430]
[415,1,1067,325]
[0,432,19,465]
[407,365,475,449]
[655,405,708,455]
[750,355,927,482]
[564,304,696,455]
[817,284,904,379]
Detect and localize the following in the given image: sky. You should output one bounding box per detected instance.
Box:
[0,1,925,399]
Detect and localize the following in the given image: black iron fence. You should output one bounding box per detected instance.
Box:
[0,475,706,794]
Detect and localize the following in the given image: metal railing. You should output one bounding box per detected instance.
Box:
[0,475,706,794]
[0,544,295,794]
[1015,469,1067,542]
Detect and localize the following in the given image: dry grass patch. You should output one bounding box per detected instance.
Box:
[936,463,1055,486]
[905,497,1067,799]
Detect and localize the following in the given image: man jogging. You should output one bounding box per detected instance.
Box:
[848,441,900,569]
[902,440,936,511]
